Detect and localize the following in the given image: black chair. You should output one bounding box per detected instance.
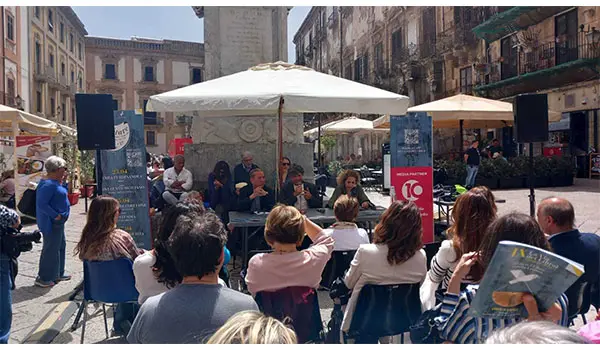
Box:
[347,283,422,343]
[320,250,357,289]
[255,286,324,343]
[360,169,378,191]
[424,242,442,271]
[566,280,591,326]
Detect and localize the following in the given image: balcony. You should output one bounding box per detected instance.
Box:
[474,31,600,99]
[472,6,571,42]
[34,65,57,84]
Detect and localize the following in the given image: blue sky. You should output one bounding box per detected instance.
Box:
[72,6,311,63]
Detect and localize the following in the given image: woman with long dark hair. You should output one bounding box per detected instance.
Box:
[422,187,496,308]
[74,195,142,336]
[133,201,229,304]
[208,161,235,223]
[341,201,427,343]
[438,212,569,344]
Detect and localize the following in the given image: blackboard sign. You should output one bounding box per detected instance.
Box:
[590,153,600,178]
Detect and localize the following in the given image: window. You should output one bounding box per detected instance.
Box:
[7,14,14,41]
[555,9,578,65]
[104,64,116,79]
[71,107,75,124]
[500,35,518,79]
[78,42,82,60]
[78,75,83,89]
[48,9,54,32]
[62,103,66,122]
[433,61,444,91]
[144,66,154,82]
[35,42,41,73]
[59,22,64,43]
[69,32,74,52]
[50,97,55,116]
[146,131,156,146]
[391,29,403,65]
[112,99,119,111]
[34,7,40,19]
[36,91,42,113]
[354,55,368,82]
[49,52,54,68]
[191,68,202,84]
[61,62,65,76]
[70,69,74,83]
[143,99,157,124]
[421,7,436,57]
[459,67,472,94]
[344,64,352,80]
[6,78,15,105]
[374,42,384,74]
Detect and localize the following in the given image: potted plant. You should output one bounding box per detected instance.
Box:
[79,150,96,198]
[436,159,466,186]
[476,158,499,189]
[529,156,552,188]
[327,160,343,187]
[549,156,574,187]
[56,134,81,205]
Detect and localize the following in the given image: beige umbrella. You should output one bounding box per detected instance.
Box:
[304,116,388,139]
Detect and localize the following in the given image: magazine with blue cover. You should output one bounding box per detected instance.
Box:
[468,240,584,319]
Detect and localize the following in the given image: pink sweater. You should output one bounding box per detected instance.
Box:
[245,230,334,295]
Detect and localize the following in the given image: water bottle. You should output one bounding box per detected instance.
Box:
[390,185,396,204]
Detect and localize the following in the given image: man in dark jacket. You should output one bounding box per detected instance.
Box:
[280,166,322,210]
[233,151,260,187]
[538,197,600,313]
[237,169,275,213]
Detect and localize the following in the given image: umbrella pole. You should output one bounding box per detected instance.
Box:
[317,114,322,170]
[459,119,464,159]
[276,96,284,197]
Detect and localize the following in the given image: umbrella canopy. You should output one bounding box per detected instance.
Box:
[147,62,409,116]
[0,104,76,137]
[374,94,560,129]
[304,116,388,139]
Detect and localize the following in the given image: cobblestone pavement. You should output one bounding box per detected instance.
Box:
[8,178,599,343]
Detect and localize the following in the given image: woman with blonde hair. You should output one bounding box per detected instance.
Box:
[327,169,372,209]
[207,310,297,344]
[421,186,496,309]
[74,195,142,336]
[342,201,427,343]
[245,205,334,295]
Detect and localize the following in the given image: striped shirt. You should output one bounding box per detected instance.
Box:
[437,285,569,344]
[427,240,457,290]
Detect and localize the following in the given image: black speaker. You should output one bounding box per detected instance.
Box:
[75,94,116,150]
[514,94,549,143]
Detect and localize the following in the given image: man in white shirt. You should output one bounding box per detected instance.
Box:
[162,155,193,206]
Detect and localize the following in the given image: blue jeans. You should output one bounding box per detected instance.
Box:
[465,165,479,188]
[0,254,12,344]
[37,219,66,283]
[113,303,139,336]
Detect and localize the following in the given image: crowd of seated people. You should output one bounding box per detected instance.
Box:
[69,186,600,344]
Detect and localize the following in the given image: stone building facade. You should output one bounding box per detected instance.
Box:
[85,36,204,154]
[1,6,28,112]
[28,6,87,127]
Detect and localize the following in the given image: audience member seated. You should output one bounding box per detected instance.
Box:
[134,202,228,304]
[237,169,275,213]
[245,205,334,295]
[485,321,590,344]
[208,161,236,224]
[280,166,321,212]
[207,310,297,344]
[323,195,369,251]
[537,197,600,304]
[341,201,427,343]
[234,151,260,188]
[438,212,569,344]
[275,157,292,189]
[127,212,258,344]
[162,155,193,206]
[0,170,15,208]
[422,187,496,308]
[328,170,372,209]
[75,196,143,337]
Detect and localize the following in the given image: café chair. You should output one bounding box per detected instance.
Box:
[346,283,422,344]
[320,250,357,290]
[255,286,324,343]
[78,258,139,344]
[567,281,591,326]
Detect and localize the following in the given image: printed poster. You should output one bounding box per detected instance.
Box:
[15,135,52,210]
[390,112,434,244]
[100,110,151,249]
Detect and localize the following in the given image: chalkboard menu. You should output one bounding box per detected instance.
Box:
[591,153,600,178]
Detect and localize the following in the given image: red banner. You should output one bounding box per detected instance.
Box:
[391,166,434,244]
[168,138,193,157]
[16,135,51,148]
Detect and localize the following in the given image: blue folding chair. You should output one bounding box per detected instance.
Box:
[79,258,139,344]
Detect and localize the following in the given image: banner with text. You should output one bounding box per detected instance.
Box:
[390,112,434,244]
[100,110,151,249]
[15,136,52,215]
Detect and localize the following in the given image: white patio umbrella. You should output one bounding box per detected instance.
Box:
[147,61,409,191]
[304,116,388,139]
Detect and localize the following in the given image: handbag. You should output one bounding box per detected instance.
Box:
[409,303,443,344]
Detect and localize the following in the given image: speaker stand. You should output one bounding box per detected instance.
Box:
[528,143,536,217]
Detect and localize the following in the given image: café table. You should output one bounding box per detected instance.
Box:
[229,206,386,270]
